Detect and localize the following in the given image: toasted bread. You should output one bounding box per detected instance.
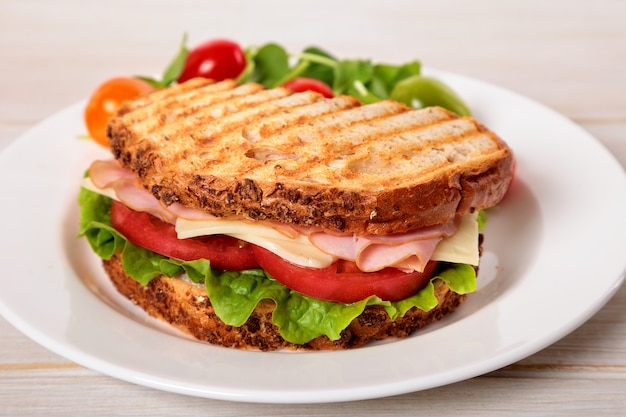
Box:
[103,252,467,350]
[108,78,513,235]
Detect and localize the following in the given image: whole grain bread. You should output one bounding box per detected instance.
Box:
[108,78,513,235]
[103,252,467,350]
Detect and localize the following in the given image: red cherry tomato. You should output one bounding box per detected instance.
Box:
[84,77,155,147]
[178,39,246,83]
[283,77,334,98]
[110,201,259,271]
[252,246,437,303]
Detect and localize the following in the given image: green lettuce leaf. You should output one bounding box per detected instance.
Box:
[77,186,125,259]
[78,188,476,344]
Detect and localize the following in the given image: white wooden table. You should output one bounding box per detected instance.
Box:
[1,1,625,415]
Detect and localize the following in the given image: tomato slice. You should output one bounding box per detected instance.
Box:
[252,246,437,303]
[84,77,155,147]
[283,77,334,98]
[178,39,246,83]
[110,201,259,270]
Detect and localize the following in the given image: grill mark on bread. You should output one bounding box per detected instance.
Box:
[243,94,361,142]
[108,78,513,234]
[116,78,218,116]
[128,82,267,135]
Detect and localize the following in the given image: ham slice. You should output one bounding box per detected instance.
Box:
[88,160,134,189]
[308,221,456,272]
[89,159,216,223]
[113,177,178,224]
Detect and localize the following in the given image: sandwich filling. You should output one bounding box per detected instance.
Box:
[79,161,480,345]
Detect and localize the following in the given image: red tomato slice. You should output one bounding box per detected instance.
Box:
[252,246,437,303]
[283,77,334,98]
[110,201,259,270]
[178,39,246,83]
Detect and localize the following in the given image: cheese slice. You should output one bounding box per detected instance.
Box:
[82,177,118,200]
[431,212,479,266]
[176,218,335,268]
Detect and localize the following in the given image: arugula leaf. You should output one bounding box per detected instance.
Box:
[242,43,290,88]
[370,61,421,99]
[136,33,189,88]
[347,80,381,104]
[367,74,391,99]
[333,59,373,95]
[297,46,337,85]
[138,37,469,115]
[160,33,190,86]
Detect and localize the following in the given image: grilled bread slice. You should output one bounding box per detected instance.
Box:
[108,78,513,235]
[103,252,467,350]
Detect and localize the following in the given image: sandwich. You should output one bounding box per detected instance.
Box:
[79,77,513,350]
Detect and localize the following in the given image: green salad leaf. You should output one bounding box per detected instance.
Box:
[296,47,337,86]
[240,43,291,88]
[78,188,476,344]
[131,37,471,115]
[235,41,469,115]
[137,33,189,88]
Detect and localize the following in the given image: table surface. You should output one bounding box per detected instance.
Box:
[1,1,625,415]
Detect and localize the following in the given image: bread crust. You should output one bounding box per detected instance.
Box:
[108,79,513,235]
[103,253,467,350]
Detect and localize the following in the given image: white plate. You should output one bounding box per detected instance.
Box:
[1,71,625,404]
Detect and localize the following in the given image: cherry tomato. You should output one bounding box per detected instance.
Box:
[178,39,246,83]
[282,77,334,98]
[84,77,155,147]
[110,201,259,271]
[252,246,437,303]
